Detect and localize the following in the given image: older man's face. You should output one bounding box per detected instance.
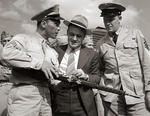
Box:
[103,15,121,33]
[67,25,85,50]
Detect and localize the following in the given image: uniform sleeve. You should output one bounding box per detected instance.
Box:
[136,29,150,92]
[1,34,43,69]
[0,44,4,65]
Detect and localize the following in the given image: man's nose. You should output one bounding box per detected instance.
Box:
[106,22,112,26]
[72,36,77,40]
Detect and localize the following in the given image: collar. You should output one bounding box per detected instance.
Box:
[66,46,81,55]
[115,25,122,35]
[35,32,54,47]
[35,32,45,43]
[104,25,122,45]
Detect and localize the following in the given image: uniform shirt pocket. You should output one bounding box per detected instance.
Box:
[123,41,137,48]
[123,42,138,56]
[129,70,144,96]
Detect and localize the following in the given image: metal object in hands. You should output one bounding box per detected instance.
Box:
[57,73,140,98]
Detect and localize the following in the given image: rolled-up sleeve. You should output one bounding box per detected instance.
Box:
[1,34,43,70]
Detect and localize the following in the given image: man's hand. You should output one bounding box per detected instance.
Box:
[41,60,59,80]
[72,69,89,81]
[145,91,150,111]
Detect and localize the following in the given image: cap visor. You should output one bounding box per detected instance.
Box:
[60,17,64,20]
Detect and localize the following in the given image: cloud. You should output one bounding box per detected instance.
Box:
[40,0,116,28]
[1,0,140,35]
[0,10,21,21]
[21,22,36,33]
[121,5,141,27]
[0,1,3,12]
[13,0,36,15]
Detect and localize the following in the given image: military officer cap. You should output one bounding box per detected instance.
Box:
[98,3,126,17]
[31,4,64,22]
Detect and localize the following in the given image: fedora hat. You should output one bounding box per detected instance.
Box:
[64,15,88,30]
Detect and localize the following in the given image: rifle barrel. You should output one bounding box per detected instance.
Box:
[57,76,140,98]
[58,76,124,95]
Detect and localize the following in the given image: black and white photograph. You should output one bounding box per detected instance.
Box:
[0,0,150,116]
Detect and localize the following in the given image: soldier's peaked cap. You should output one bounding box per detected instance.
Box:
[98,3,126,17]
[31,4,64,21]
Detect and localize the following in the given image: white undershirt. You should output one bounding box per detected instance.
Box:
[59,46,80,74]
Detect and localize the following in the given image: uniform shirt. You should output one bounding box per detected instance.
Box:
[42,40,59,68]
[59,46,80,74]
[1,33,58,84]
[97,25,150,104]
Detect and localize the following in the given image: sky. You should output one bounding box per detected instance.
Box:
[0,0,150,43]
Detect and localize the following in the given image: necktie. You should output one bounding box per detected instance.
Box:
[66,50,75,75]
[113,33,118,44]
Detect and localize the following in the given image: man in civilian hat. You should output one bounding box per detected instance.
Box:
[1,4,63,116]
[52,15,100,116]
[97,2,150,116]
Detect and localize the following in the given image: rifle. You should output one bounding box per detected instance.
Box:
[56,74,140,98]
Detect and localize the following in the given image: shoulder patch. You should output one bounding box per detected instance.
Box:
[144,40,149,50]
[6,40,22,50]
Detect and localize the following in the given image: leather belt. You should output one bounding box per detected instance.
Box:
[13,82,49,88]
[62,82,78,89]
[0,80,9,83]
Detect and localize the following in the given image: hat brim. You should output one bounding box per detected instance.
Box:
[64,20,86,29]
[59,17,65,20]
[42,15,64,21]
[63,20,91,34]
[51,15,64,20]
[31,14,64,21]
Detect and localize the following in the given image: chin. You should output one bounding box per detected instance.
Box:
[108,30,115,33]
[107,28,113,32]
[71,46,78,49]
[70,45,80,49]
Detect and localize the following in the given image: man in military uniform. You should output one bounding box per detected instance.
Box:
[0,32,12,116]
[97,3,150,116]
[1,4,63,116]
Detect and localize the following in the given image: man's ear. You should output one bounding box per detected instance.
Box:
[41,20,47,29]
[119,15,122,20]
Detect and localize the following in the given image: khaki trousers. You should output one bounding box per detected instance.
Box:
[7,84,52,116]
[102,95,150,116]
[0,83,12,116]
